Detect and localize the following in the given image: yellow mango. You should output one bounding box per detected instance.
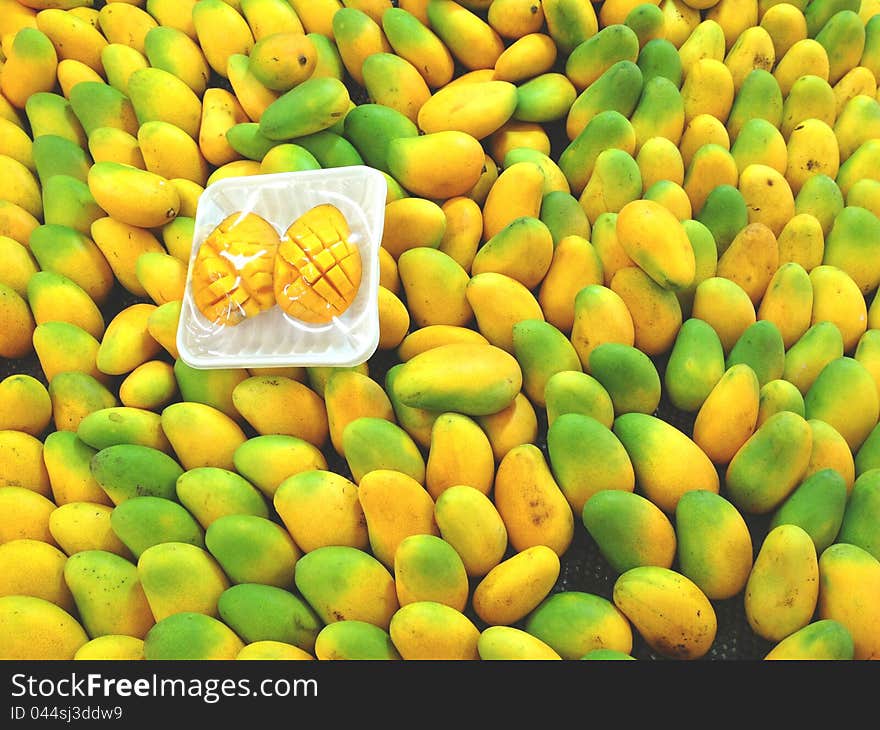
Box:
[425,412,494,499]
[0,538,73,611]
[389,601,479,660]
[0,595,87,660]
[232,375,328,448]
[481,161,545,242]
[418,80,517,140]
[161,401,247,471]
[381,196,447,260]
[609,265,683,357]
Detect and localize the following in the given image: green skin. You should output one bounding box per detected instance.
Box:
[766,619,854,660]
[725,411,813,514]
[77,407,166,451]
[110,496,205,559]
[144,613,241,660]
[780,76,836,138]
[665,318,726,413]
[514,73,577,123]
[822,206,880,294]
[544,371,614,427]
[174,359,247,420]
[759,379,805,420]
[384,364,438,448]
[566,23,640,86]
[32,135,90,186]
[291,132,361,169]
[589,343,661,416]
[63,550,149,639]
[805,0,861,37]
[804,357,878,449]
[524,591,627,660]
[27,270,102,334]
[559,110,636,196]
[582,490,673,574]
[394,535,468,601]
[539,190,591,245]
[25,92,84,146]
[568,60,644,135]
[47,371,116,429]
[176,466,269,525]
[769,468,848,554]
[341,416,426,483]
[541,0,598,55]
[90,444,184,505]
[258,76,350,142]
[315,621,400,660]
[782,321,844,395]
[838,470,880,559]
[512,318,582,406]
[217,583,321,649]
[343,103,418,173]
[42,176,104,236]
[636,39,683,87]
[726,69,784,138]
[796,173,844,234]
[225,122,283,161]
[726,320,786,388]
[696,184,749,255]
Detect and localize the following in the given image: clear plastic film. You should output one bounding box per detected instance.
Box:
[177,166,387,369]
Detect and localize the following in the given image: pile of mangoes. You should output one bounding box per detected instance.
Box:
[1,0,880,661]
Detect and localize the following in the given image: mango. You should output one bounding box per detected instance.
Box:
[745,523,819,642]
[583,489,677,574]
[837,470,880,560]
[0,374,51,437]
[176,466,268,530]
[804,417,855,491]
[665,317,726,412]
[386,129,485,200]
[388,601,480,660]
[0,596,87,660]
[274,469,368,553]
[205,514,299,588]
[397,247,472,329]
[76,406,170,454]
[589,342,662,416]
[472,544,560,626]
[75,635,145,661]
[570,284,636,370]
[757,378,805,426]
[233,375,328,448]
[804,356,879,451]
[0,485,56,545]
[613,565,716,660]
[313,620,400,660]
[764,619,855,660]
[143,612,244,660]
[426,0,504,70]
[614,412,720,513]
[109,496,205,560]
[783,320,845,395]
[433,484,507,578]
[0,538,73,612]
[64,549,155,638]
[544,371,615,429]
[769,468,847,554]
[89,444,184,506]
[119,361,178,412]
[161,401,248,471]
[424,412,494,499]
[393,534,469,611]
[472,216,553,291]
[294,545,399,630]
[566,60,644,142]
[217,583,320,652]
[726,319,786,387]
[476,625,561,660]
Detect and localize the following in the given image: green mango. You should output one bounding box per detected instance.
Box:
[822,206,880,295]
[665,317,725,412]
[77,406,171,453]
[64,550,155,638]
[523,590,634,660]
[384,363,439,450]
[41,174,104,235]
[565,24,641,90]
[676,219,719,317]
[41,430,105,504]
[143,25,210,96]
[559,110,636,196]
[68,81,137,138]
[293,545,399,630]
[381,7,452,89]
[393,534,469,609]
[225,122,283,161]
[543,370,615,429]
[290,131,362,169]
[306,363,369,398]
[769,468,847,553]
[861,13,880,79]
[581,648,637,659]
[217,583,321,652]
[805,0,861,38]
[764,619,855,660]
[696,184,749,256]
[110,495,205,559]
[89,443,184,505]
[805,356,879,452]
[259,76,351,141]
[539,190,591,245]
[511,319,582,408]
[837,138,880,198]
[588,342,661,416]
[204,514,299,588]
[513,72,577,123]
[783,321,845,395]
[143,612,243,660]
[342,103,418,174]
[314,620,401,660]
[341,416,426,484]
[629,74,684,150]
[137,541,229,621]
[758,378,806,425]
[26,270,103,339]
[232,434,327,498]
[796,173,845,235]
[725,69,784,141]
[834,94,880,164]
[173,359,248,422]
[391,342,523,418]
[175,466,268,528]
[537,0,598,55]
[31,135,90,186]
[726,320,786,387]
[27,224,112,307]
[25,91,86,148]
[636,38,682,86]
[781,74,836,139]
[730,118,787,175]
[307,32,344,80]
[469,216,555,290]
[547,412,635,514]
[566,60,644,141]
[579,148,642,224]
[582,489,676,574]
[837,469,880,559]
[674,490,754,600]
[725,410,814,514]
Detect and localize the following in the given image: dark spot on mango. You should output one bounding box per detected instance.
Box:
[298,56,308,66]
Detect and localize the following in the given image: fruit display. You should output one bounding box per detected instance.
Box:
[2,0,880,663]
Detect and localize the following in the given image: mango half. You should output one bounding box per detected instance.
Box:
[191,211,279,327]
[274,203,363,325]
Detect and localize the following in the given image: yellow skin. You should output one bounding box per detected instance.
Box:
[389,602,480,660]
[472,544,560,625]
